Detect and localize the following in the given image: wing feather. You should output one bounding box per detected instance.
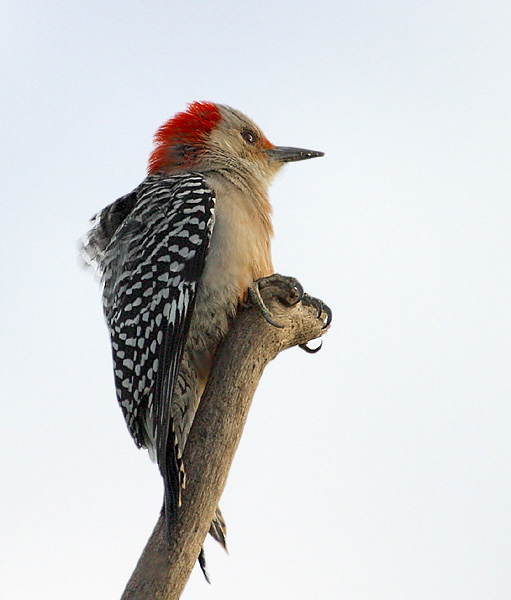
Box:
[88,173,215,517]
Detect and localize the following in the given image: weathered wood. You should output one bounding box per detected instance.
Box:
[120,283,329,600]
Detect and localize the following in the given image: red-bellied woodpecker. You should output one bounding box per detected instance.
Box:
[82,101,328,577]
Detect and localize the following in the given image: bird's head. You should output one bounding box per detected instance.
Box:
[148,102,323,191]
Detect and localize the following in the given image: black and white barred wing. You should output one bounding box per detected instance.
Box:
[87,173,215,515]
[81,190,139,273]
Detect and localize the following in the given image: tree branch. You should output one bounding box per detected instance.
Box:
[120,282,330,600]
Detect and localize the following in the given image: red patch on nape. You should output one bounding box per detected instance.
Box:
[148,101,222,174]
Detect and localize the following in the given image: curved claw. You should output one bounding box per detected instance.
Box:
[302,294,332,328]
[321,303,332,329]
[248,280,285,328]
[262,311,285,329]
[249,274,306,328]
[299,340,323,354]
[292,280,304,305]
[306,295,323,318]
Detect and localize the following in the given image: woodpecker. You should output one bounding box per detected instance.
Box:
[82,101,325,575]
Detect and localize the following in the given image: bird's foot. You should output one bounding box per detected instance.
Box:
[248,274,304,328]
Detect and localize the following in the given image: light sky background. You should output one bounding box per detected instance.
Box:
[2,2,510,599]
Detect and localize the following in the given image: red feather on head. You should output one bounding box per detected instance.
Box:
[148,102,221,174]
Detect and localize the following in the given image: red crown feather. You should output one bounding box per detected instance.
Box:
[148,101,222,174]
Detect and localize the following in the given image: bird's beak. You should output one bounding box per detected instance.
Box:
[266,146,324,163]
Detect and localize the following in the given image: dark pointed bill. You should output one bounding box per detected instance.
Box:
[266,146,324,163]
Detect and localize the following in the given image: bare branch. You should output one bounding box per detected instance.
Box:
[120,282,330,600]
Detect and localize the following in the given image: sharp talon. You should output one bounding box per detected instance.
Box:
[310,296,323,318]
[303,294,332,329]
[263,312,285,329]
[302,294,322,318]
[299,340,323,354]
[292,280,304,304]
[322,303,332,329]
[248,281,285,328]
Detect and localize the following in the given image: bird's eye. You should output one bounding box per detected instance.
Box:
[241,129,256,144]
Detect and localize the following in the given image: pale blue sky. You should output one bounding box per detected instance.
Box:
[2,2,510,599]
